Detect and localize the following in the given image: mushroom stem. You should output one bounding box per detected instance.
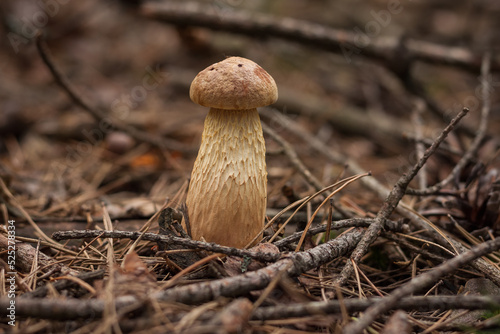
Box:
[186,108,267,248]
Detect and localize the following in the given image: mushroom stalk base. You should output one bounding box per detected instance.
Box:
[186,108,267,248]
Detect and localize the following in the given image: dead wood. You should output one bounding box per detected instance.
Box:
[344,235,500,334]
[262,95,500,289]
[140,1,500,73]
[23,269,106,299]
[4,292,500,323]
[52,229,282,263]
[0,234,79,277]
[35,34,192,155]
[0,229,363,321]
[405,53,493,196]
[335,107,469,287]
[151,228,363,305]
[252,295,500,321]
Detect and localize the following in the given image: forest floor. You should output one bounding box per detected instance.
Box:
[1,1,500,333]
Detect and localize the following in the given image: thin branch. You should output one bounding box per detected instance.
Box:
[382,232,450,264]
[2,229,363,320]
[35,34,191,153]
[411,100,427,190]
[0,234,78,276]
[406,53,492,195]
[261,122,324,191]
[343,235,500,334]
[52,229,281,262]
[23,269,106,299]
[140,1,500,73]
[273,218,375,249]
[398,205,500,287]
[334,107,469,287]
[4,293,500,323]
[260,70,500,288]
[252,295,500,321]
[150,228,363,305]
[402,75,476,137]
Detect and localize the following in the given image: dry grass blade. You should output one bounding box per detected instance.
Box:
[295,172,370,251]
[124,199,171,257]
[52,276,96,295]
[267,173,369,244]
[395,233,456,257]
[0,178,56,246]
[344,236,500,334]
[252,262,293,310]
[160,253,222,290]
[400,203,459,255]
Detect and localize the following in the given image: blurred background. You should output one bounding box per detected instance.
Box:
[0,0,499,235]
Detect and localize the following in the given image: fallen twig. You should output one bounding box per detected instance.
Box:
[343,235,500,334]
[273,218,404,250]
[273,218,374,249]
[0,234,78,276]
[261,122,324,192]
[140,1,500,73]
[4,292,500,323]
[52,229,281,262]
[252,295,500,321]
[334,107,469,287]
[150,228,363,304]
[23,269,106,299]
[406,53,493,195]
[4,229,363,320]
[261,104,500,287]
[35,34,191,154]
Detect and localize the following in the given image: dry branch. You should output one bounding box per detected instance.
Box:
[261,122,324,192]
[405,53,493,195]
[273,218,403,249]
[273,218,376,249]
[23,269,106,299]
[149,228,363,305]
[252,295,500,321]
[10,228,363,321]
[263,104,500,287]
[52,229,281,263]
[0,234,78,277]
[343,236,500,334]
[140,1,500,73]
[335,107,469,286]
[4,293,500,323]
[35,34,191,154]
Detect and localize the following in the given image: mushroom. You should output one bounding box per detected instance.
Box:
[185,57,278,248]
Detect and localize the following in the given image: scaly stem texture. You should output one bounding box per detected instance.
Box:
[186,108,267,248]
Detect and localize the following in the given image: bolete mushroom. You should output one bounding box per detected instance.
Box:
[185,57,278,248]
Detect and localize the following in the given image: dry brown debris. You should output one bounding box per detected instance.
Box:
[1,1,500,333]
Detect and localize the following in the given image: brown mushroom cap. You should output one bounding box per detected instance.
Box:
[190,57,278,110]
